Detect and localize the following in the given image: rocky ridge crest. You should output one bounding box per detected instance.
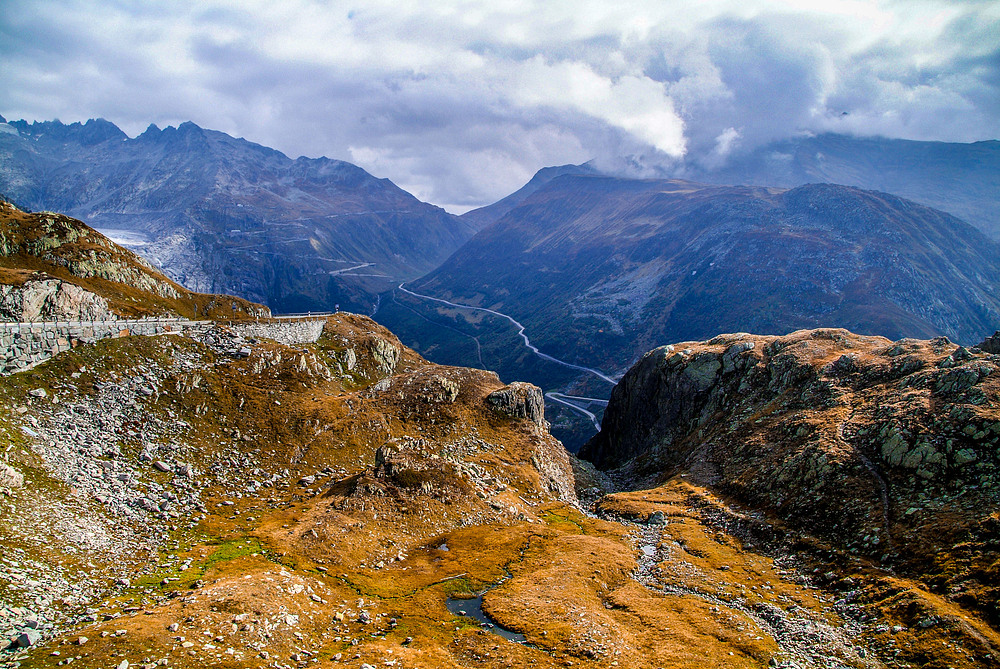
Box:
[583,328,1000,632]
[0,201,267,320]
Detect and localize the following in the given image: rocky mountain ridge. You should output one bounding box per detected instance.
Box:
[582,328,1000,665]
[0,117,476,313]
[687,133,1000,240]
[410,175,1000,376]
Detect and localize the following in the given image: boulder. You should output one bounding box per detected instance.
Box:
[15,628,41,648]
[486,382,545,428]
[0,463,24,489]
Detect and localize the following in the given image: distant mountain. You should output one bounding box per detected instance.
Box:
[460,163,599,229]
[412,175,1000,374]
[0,117,477,313]
[690,133,1000,240]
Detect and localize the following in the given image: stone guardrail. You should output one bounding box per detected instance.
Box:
[0,314,329,375]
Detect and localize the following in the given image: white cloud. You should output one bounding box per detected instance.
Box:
[1,0,997,209]
[506,57,686,157]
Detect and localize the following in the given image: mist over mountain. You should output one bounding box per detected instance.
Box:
[413,174,1000,376]
[0,116,476,313]
[685,133,1000,241]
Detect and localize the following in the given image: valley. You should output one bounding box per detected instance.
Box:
[377,284,616,452]
[393,282,617,442]
[1,121,999,669]
[3,310,999,669]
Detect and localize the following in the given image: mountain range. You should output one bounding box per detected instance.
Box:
[1,203,999,668]
[0,115,476,314]
[685,133,1000,241]
[409,174,1000,376]
[460,135,1000,242]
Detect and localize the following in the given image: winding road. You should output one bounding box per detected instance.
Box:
[397,284,618,385]
[544,392,609,431]
[396,283,618,428]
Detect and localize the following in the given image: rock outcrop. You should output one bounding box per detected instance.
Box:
[0,279,112,321]
[486,382,546,429]
[978,330,1000,355]
[583,328,1000,625]
[0,463,24,489]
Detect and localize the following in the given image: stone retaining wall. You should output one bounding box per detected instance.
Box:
[0,316,327,375]
[227,318,326,346]
[0,319,211,375]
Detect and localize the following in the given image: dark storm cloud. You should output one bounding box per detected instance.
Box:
[1,1,997,211]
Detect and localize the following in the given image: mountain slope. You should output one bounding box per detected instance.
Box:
[0,199,266,320]
[411,175,1000,376]
[2,308,998,667]
[690,133,1000,240]
[581,328,1000,658]
[0,117,477,313]
[460,163,599,229]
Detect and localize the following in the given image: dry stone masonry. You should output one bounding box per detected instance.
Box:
[0,316,327,374]
[0,319,210,374]
[227,318,326,347]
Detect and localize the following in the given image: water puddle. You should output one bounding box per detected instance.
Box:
[446,594,527,643]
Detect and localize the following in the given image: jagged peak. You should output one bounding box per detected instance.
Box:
[1,117,127,145]
[176,120,204,133]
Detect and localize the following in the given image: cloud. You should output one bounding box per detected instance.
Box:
[1,0,998,210]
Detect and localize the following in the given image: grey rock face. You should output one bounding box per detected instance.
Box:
[0,463,24,489]
[0,279,112,322]
[580,338,761,469]
[369,337,400,377]
[486,382,545,429]
[977,330,1000,354]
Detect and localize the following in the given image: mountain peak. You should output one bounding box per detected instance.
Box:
[0,117,127,146]
[77,118,127,145]
[461,162,601,229]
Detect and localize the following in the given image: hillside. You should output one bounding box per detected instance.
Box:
[689,134,1000,240]
[0,200,266,321]
[0,214,995,668]
[581,328,1000,667]
[0,116,476,313]
[460,163,600,229]
[407,176,1000,379]
[4,303,1000,667]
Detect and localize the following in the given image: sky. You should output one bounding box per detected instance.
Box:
[2,1,998,212]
